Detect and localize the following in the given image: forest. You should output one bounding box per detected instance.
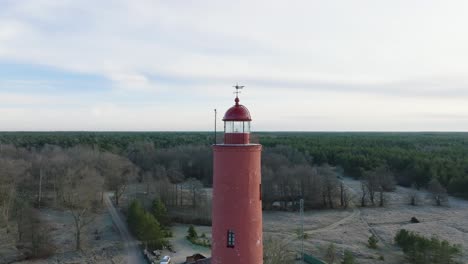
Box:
[1,131,467,198]
[0,131,467,261]
[260,132,468,198]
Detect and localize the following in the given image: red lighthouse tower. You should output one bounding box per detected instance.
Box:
[212,86,263,264]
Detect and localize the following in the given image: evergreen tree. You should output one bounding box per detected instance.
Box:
[127,200,168,250]
[342,250,355,264]
[151,198,169,226]
[187,225,198,239]
[127,200,145,235]
[140,212,165,249]
[368,234,379,249]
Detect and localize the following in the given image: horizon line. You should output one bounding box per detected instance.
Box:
[1,130,468,133]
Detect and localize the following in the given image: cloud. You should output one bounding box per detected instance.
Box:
[1,0,468,130]
[107,72,156,92]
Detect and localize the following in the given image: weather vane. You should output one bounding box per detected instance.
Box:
[233,83,244,98]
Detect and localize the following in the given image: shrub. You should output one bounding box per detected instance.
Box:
[342,250,355,264]
[395,229,461,264]
[186,225,210,248]
[295,228,309,239]
[187,225,198,240]
[368,234,379,249]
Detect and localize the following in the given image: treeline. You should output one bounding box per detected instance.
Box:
[2,131,468,199]
[260,132,468,198]
[0,132,213,151]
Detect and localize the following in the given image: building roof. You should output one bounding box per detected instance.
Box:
[186,257,211,264]
[195,258,211,264]
[223,97,252,121]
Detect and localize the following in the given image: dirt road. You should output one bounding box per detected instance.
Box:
[103,193,147,264]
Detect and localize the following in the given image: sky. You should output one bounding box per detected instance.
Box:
[1,0,468,131]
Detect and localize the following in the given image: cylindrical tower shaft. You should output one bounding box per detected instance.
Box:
[212,144,263,264]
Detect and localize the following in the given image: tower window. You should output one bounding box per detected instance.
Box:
[227,230,235,248]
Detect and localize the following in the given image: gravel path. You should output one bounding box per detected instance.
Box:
[104,193,147,264]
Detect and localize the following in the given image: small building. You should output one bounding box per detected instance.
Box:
[186,254,211,264]
[186,253,207,262]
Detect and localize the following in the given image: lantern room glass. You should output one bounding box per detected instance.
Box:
[225,121,250,133]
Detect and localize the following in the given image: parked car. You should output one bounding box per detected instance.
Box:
[160,256,171,264]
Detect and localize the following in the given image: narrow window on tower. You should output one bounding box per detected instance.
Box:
[227,230,235,248]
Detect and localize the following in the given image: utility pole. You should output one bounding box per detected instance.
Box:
[38,168,43,208]
[300,198,304,263]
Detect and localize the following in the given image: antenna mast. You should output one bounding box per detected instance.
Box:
[214,109,217,145]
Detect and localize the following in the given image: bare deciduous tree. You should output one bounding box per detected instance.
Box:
[185,178,204,209]
[17,206,55,258]
[340,182,352,209]
[0,158,29,233]
[360,181,368,207]
[62,165,103,250]
[318,164,339,209]
[428,178,448,206]
[98,152,136,206]
[363,166,396,207]
[364,172,378,206]
[409,184,419,206]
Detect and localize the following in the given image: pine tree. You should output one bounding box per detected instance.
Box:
[368,234,379,249]
[140,212,165,249]
[342,250,355,264]
[187,225,198,240]
[151,198,169,226]
[127,200,145,235]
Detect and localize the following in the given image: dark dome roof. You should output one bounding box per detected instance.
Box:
[222,97,252,121]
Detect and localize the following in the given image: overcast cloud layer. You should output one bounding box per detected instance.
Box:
[1,0,468,131]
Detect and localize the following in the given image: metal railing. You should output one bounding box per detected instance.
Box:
[212,133,260,145]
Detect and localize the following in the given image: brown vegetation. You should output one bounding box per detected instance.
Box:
[0,144,139,260]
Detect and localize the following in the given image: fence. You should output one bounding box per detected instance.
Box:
[303,253,326,264]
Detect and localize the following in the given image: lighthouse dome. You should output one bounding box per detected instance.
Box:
[222,97,252,121]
